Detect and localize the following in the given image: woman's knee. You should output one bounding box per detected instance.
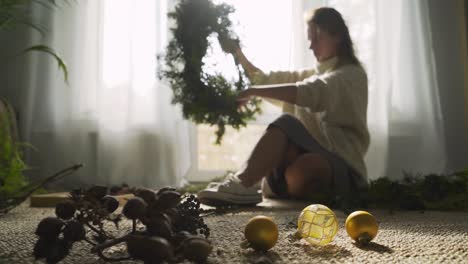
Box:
[285,153,333,198]
[265,126,287,140]
[265,126,303,166]
[284,143,303,167]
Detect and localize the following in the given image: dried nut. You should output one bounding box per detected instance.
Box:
[101,195,119,213]
[46,238,70,264]
[55,201,76,220]
[63,220,86,242]
[182,237,213,263]
[109,185,121,195]
[127,235,172,261]
[87,185,108,200]
[33,237,49,259]
[151,212,172,225]
[35,217,64,240]
[163,208,180,226]
[146,215,173,239]
[155,191,181,210]
[123,197,147,220]
[135,188,157,205]
[126,235,146,260]
[34,237,70,263]
[156,187,177,196]
[172,231,192,246]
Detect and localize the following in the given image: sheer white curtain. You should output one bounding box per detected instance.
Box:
[328,0,447,179]
[21,0,190,188]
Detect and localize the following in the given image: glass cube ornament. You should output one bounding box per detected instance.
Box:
[296,204,339,246]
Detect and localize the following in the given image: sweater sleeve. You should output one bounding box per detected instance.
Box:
[295,65,367,112]
[249,69,315,107]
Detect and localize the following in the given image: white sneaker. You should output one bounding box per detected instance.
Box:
[197,174,262,206]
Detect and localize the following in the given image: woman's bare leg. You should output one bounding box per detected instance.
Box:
[285,153,333,200]
[237,127,289,187]
[236,125,332,200]
[262,142,303,197]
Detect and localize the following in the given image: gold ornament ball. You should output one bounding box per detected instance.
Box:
[345,210,378,245]
[243,215,278,251]
[296,204,339,246]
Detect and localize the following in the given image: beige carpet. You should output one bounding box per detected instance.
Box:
[0,199,467,264]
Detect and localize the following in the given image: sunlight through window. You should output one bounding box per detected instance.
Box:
[204,0,294,79]
[102,0,156,93]
[198,0,292,171]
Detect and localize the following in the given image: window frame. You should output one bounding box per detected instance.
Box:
[185,107,281,182]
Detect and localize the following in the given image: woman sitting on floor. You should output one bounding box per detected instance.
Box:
[198,7,370,206]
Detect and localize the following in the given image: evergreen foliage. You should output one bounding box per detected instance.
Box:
[158,0,261,144]
[365,171,468,211]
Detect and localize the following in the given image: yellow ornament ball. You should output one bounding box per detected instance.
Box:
[345,210,378,245]
[296,204,338,246]
[243,215,278,251]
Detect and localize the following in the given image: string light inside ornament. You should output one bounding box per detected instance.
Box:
[296,204,339,246]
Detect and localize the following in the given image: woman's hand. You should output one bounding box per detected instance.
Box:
[236,88,256,108]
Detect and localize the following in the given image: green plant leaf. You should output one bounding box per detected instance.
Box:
[0,109,28,198]
[24,45,68,83]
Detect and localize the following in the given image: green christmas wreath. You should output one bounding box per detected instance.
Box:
[158,0,261,144]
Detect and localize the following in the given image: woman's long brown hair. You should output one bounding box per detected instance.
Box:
[307,7,361,67]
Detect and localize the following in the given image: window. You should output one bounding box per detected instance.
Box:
[188,0,377,181]
[187,0,295,181]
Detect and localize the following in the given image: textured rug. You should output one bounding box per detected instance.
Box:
[0,199,467,264]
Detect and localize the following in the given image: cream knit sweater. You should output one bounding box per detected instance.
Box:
[250,57,370,185]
